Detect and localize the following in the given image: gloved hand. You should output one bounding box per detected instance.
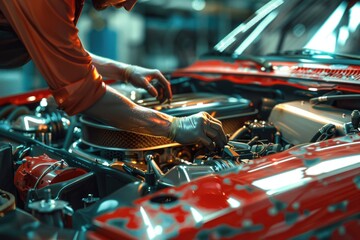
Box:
[169,112,227,150]
[124,65,172,103]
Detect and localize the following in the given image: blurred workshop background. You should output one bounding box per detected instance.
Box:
[0,0,268,97]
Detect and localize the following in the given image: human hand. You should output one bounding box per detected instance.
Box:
[124,65,172,103]
[169,112,227,150]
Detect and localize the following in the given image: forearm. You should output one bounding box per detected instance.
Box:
[83,85,174,137]
[89,52,129,80]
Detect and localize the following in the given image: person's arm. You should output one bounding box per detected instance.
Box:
[89,53,129,81]
[83,85,227,149]
[90,53,172,103]
[0,0,106,115]
[84,85,173,137]
[0,0,227,148]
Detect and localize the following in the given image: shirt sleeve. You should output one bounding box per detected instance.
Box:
[0,0,106,115]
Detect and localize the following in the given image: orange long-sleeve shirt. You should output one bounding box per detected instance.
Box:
[0,0,106,115]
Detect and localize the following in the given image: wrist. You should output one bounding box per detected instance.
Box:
[168,116,179,141]
[123,65,134,83]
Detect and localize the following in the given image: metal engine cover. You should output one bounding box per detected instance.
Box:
[268,101,352,145]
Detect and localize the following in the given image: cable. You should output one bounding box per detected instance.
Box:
[32,160,64,190]
[310,123,336,142]
[6,106,30,122]
[310,94,360,105]
[0,105,16,119]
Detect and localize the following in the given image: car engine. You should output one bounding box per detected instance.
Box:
[0,79,357,234]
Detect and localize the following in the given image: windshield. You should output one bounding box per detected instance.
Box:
[214,0,360,57]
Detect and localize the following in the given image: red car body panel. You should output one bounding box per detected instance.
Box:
[0,89,51,106]
[173,60,360,93]
[92,133,360,239]
[0,80,116,107]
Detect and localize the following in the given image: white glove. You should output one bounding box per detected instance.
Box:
[169,112,227,150]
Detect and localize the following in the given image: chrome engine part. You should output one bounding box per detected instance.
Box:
[0,98,70,147]
[11,112,70,146]
[269,100,352,145]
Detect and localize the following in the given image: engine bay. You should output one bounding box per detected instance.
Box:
[0,78,358,236]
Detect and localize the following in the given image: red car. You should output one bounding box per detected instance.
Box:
[0,0,359,239]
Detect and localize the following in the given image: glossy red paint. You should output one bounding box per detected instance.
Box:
[0,88,51,106]
[14,154,87,201]
[172,60,360,94]
[92,134,360,239]
[0,80,116,107]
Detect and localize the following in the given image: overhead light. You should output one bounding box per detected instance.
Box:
[192,0,206,11]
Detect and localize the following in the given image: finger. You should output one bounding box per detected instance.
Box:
[204,112,222,125]
[205,126,224,149]
[206,119,227,148]
[141,77,158,97]
[152,71,172,100]
[203,112,225,135]
[208,119,227,146]
[151,79,166,103]
[144,83,158,97]
[157,87,165,104]
[211,117,222,126]
[198,135,215,151]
